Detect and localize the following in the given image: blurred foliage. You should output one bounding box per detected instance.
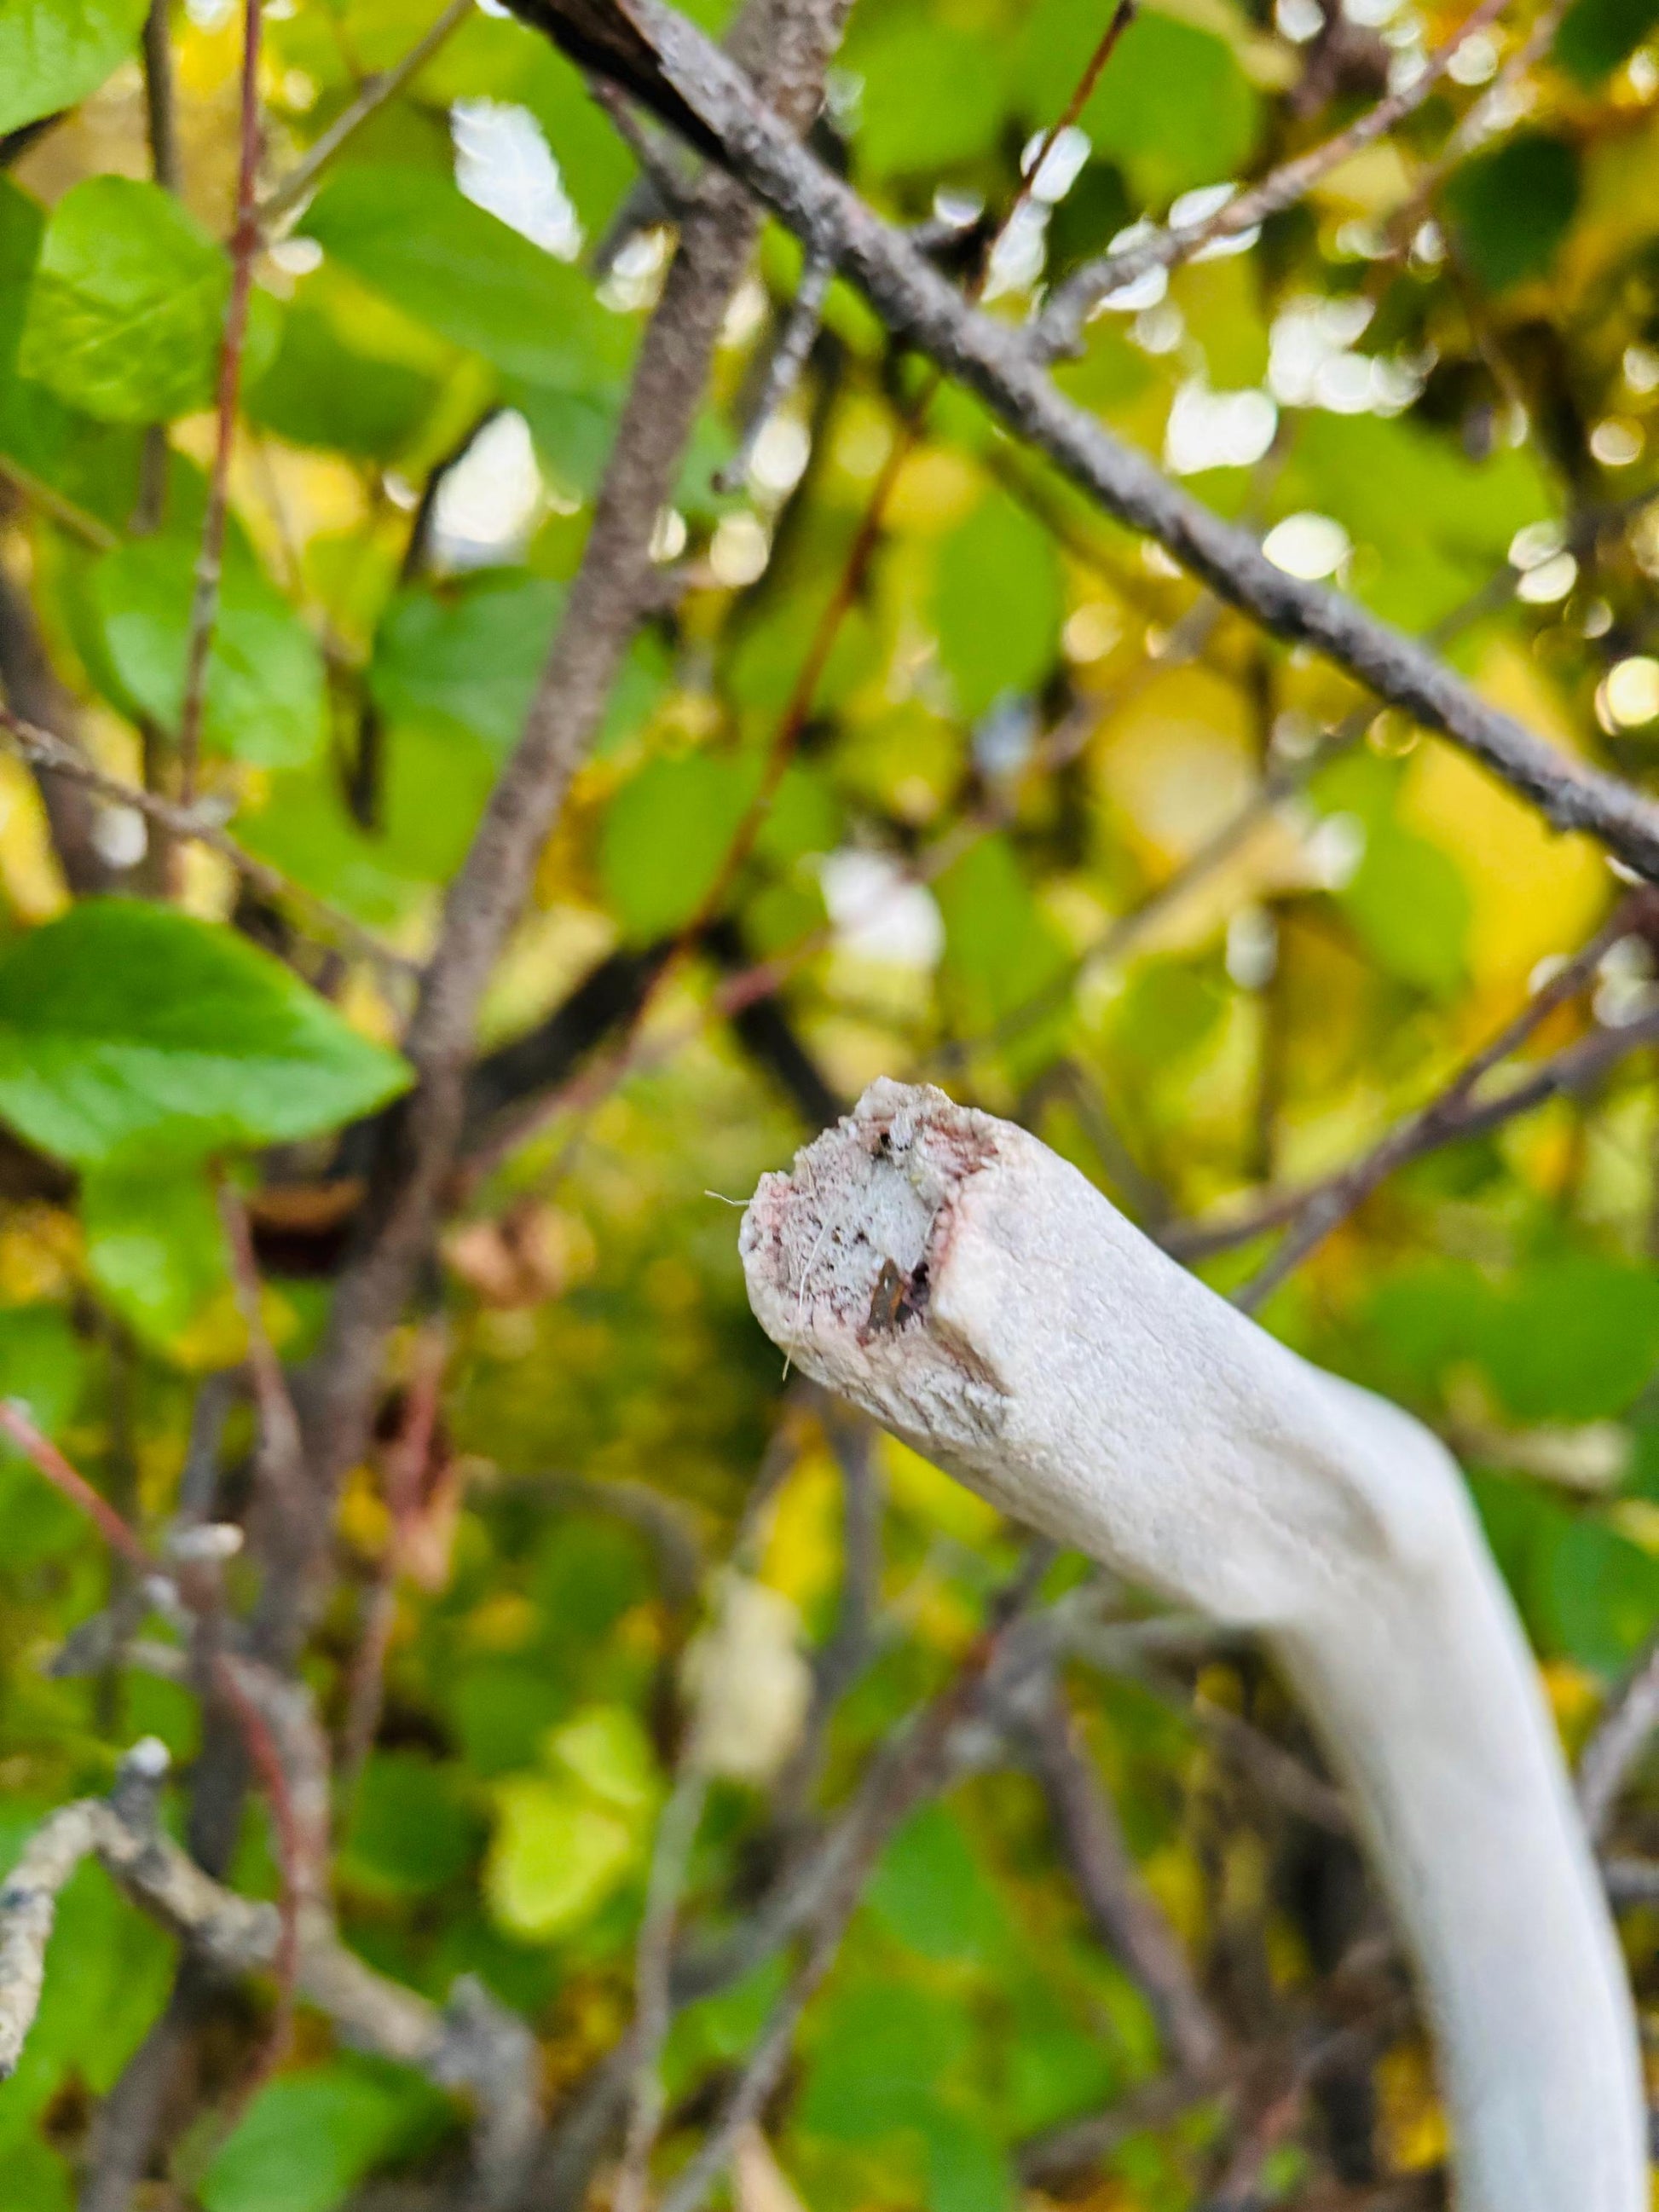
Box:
[2,0,1659,2203]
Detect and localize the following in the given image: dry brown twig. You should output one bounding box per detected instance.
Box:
[338,1320,449,1797]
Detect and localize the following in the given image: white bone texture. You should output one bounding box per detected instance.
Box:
[740,1079,1644,2212]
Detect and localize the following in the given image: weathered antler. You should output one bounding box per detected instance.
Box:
[741,1079,1644,2212]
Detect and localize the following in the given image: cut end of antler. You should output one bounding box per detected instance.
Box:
[740,1079,1011,1445]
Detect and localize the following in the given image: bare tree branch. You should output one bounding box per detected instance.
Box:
[1038,0,1512,358]
[656,1546,1054,2212]
[304,0,861,1558]
[529,0,1659,878]
[612,1770,711,2212]
[0,573,125,894]
[0,701,419,979]
[1153,891,1659,1305]
[1017,1675,1225,2076]
[0,1741,539,2196]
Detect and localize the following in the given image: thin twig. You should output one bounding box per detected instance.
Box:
[1178,892,1659,1304]
[0,702,419,979]
[209,1660,305,2085]
[0,1741,535,2134]
[0,1798,107,2077]
[1038,0,1512,356]
[1228,1006,1659,1308]
[656,1547,1054,2212]
[1369,0,1571,278]
[257,0,477,227]
[214,1169,310,1528]
[612,1770,712,2212]
[177,0,264,806]
[338,1320,448,1796]
[0,1401,310,2088]
[546,0,1659,877]
[142,0,182,193]
[1580,1636,1659,1845]
[0,1401,153,1571]
[714,248,834,492]
[1019,1674,1224,2076]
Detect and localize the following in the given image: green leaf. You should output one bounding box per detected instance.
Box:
[486,1774,637,1939]
[1545,1517,1659,1674]
[18,176,227,424]
[1363,1256,1659,1422]
[868,1805,1013,1967]
[923,2117,1015,2212]
[0,378,144,536]
[599,754,761,943]
[91,535,327,766]
[238,764,431,927]
[82,1155,234,1352]
[662,1957,791,2099]
[1281,413,1552,630]
[448,1661,574,1778]
[801,1982,968,2143]
[1337,821,1469,997]
[246,289,439,460]
[0,900,411,1169]
[1112,956,1228,1071]
[1444,135,1581,293]
[369,571,564,753]
[1003,1978,1118,2136]
[1480,1257,1659,1424]
[300,164,627,392]
[201,2066,413,2212]
[1555,0,1659,83]
[512,378,624,499]
[1027,4,1258,201]
[0,0,148,136]
[0,178,43,386]
[340,1754,480,1898]
[933,491,1060,719]
[935,837,1070,1078]
[851,17,1006,175]
[546,1705,659,1812]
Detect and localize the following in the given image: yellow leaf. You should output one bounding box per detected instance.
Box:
[758,1441,841,1611]
[546,1705,659,1813]
[1400,644,1608,990]
[881,1433,1002,1545]
[486,1776,636,1941]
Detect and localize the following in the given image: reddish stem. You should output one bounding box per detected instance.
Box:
[338,1322,448,1793]
[176,0,263,806]
[211,1659,303,2085]
[0,1401,153,1571]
